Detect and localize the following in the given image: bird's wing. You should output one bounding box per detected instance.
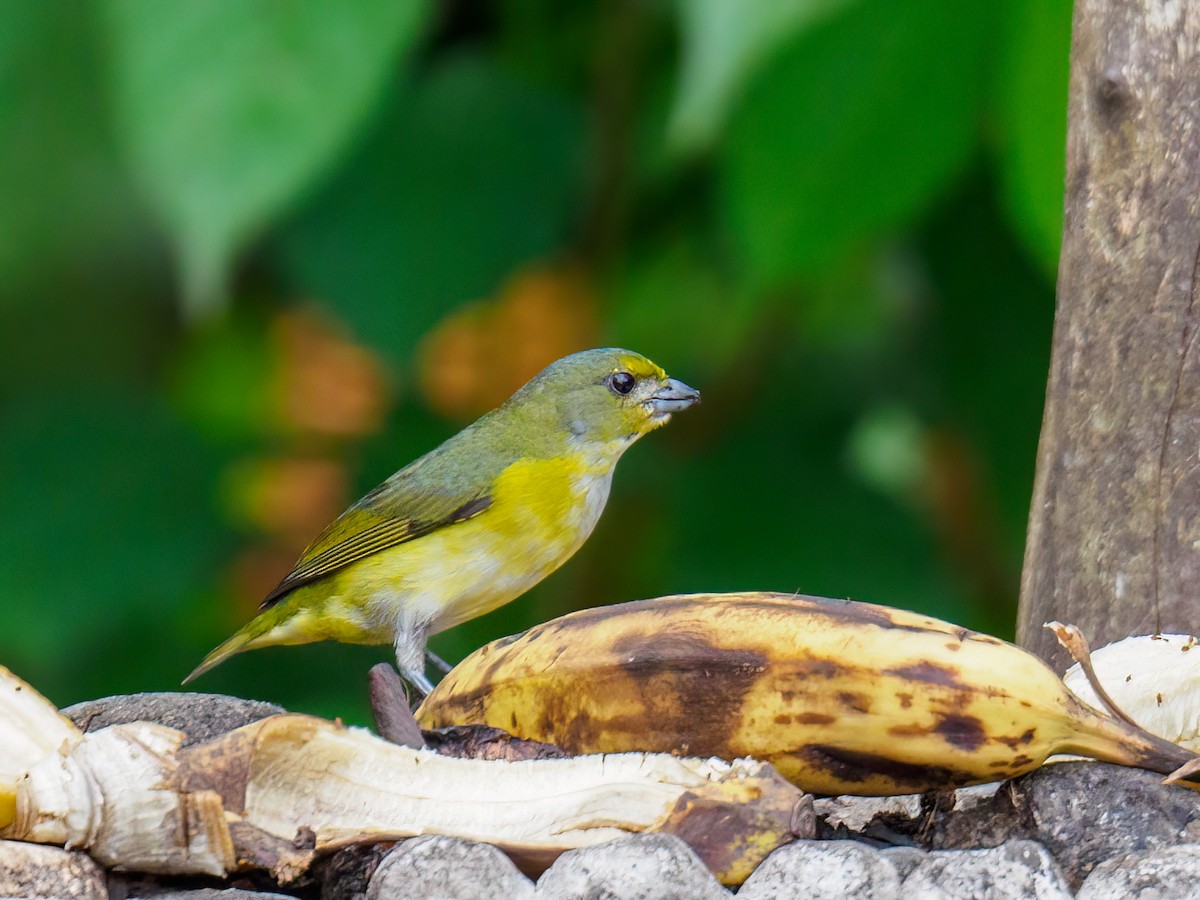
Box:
[259,479,493,610]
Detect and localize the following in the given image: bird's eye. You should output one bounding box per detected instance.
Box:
[607,371,636,395]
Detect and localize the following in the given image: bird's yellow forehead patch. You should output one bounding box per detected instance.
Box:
[616,354,666,381]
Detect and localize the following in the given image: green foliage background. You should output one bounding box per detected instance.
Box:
[0,0,1071,724]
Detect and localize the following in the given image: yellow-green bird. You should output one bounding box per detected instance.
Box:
[185,348,699,694]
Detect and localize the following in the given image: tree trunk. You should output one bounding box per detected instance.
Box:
[1018,0,1200,670]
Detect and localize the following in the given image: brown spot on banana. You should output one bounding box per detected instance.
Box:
[798,745,978,791]
[995,728,1036,749]
[791,658,842,679]
[887,724,928,738]
[933,713,987,752]
[883,661,969,691]
[794,713,836,725]
[836,692,871,714]
[587,629,768,756]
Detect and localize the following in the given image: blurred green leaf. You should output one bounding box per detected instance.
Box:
[0,4,144,301]
[273,53,585,363]
[98,0,430,316]
[846,403,927,502]
[608,233,758,371]
[170,315,275,442]
[494,0,599,91]
[918,175,1053,560]
[667,0,853,153]
[994,0,1071,277]
[798,244,924,353]
[721,0,993,287]
[0,389,230,698]
[645,359,976,630]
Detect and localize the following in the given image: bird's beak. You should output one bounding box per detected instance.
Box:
[648,378,701,416]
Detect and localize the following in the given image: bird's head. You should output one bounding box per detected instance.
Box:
[512,348,700,450]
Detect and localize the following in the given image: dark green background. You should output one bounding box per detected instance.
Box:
[0,0,1071,724]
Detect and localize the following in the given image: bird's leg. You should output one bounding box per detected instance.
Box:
[394,616,435,699]
[424,648,454,674]
[403,667,435,698]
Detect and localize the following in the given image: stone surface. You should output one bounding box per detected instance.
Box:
[537,834,728,900]
[929,781,1025,851]
[119,889,295,899]
[814,794,921,836]
[879,846,928,880]
[0,840,107,899]
[952,781,1004,811]
[317,842,390,900]
[367,835,534,900]
[737,840,901,900]
[1010,762,1200,888]
[1076,844,1200,899]
[902,840,1071,899]
[817,784,1010,849]
[64,692,285,747]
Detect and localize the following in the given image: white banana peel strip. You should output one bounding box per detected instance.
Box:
[1063,633,1200,751]
[0,667,800,883]
[0,666,83,829]
[12,722,234,876]
[238,714,782,851]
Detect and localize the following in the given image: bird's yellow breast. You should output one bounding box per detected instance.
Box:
[323,453,614,638]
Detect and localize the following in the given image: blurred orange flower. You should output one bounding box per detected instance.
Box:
[272,309,391,438]
[418,264,599,419]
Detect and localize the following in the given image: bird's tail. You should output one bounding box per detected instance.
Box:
[183,607,295,685]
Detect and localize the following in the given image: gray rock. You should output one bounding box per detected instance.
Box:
[1010,762,1200,888]
[902,840,1072,899]
[64,692,285,747]
[317,843,390,900]
[368,835,534,900]
[737,840,901,900]
[880,846,928,879]
[953,782,1004,810]
[816,785,1012,850]
[0,840,106,899]
[930,782,1026,851]
[816,796,926,849]
[814,794,921,835]
[1076,844,1200,899]
[120,889,295,899]
[537,834,728,900]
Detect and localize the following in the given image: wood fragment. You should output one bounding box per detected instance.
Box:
[1164,757,1200,785]
[1046,621,1142,728]
[368,663,425,749]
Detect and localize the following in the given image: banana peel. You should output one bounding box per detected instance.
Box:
[0,666,80,830]
[0,666,804,884]
[1061,632,1200,751]
[417,592,1200,796]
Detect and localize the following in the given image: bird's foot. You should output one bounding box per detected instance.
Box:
[403,666,436,699]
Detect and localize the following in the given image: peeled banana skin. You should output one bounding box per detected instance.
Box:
[417,593,1200,796]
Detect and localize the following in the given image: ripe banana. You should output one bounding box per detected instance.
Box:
[417,592,1200,796]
